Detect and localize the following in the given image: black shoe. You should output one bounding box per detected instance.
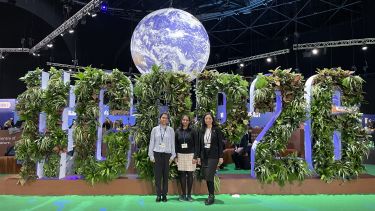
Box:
[179,195,186,202]
[162,195,168,202]
[186,195,194,202]
[155,196,161,202]
[204,194,215,205]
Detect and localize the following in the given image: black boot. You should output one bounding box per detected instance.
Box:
[179,195,186,202]
[155,196,161,202]
[162,195,168,202]
[204,194,215,205]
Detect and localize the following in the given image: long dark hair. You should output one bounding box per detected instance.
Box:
[202,112,216,129]
[179,114,191,130]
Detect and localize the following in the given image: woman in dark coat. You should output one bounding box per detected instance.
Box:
[197,112,224,205]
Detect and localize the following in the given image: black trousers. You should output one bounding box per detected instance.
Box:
[202,158,218,195]
[231,152,251,170]
[202,158,218,182]
[153,151,171,196]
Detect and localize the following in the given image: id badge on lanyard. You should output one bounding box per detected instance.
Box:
[181,130,188,149]
[160,127,167,148]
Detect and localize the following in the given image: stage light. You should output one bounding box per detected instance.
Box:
[239,63,245,67]
[60,33,64,37]
[91,13,97,17]
[0,54,4,59]
[312,48,319,55]
[68,29,75,34]
[362,45,368,51]
[101,2,108,12]
[266,57,272,63]
[47,43,53,48]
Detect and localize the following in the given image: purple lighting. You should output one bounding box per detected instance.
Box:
[251,90,282,178]
[100,2,108,12]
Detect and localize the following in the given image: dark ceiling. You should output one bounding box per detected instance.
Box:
[0,0,374,104]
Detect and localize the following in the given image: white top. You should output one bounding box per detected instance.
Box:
[204,128,212,144]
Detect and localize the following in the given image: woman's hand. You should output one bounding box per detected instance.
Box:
[218,158,224,166]
[192,159,197,164]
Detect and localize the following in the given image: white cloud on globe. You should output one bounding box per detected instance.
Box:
[130,8,210,80]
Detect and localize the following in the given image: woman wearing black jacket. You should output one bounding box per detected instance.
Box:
[175,114,198,202]
[197,112,224,205]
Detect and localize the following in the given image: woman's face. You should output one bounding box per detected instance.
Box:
[160,114,169,125]
[181,116,190,128]
[204,114,213,126]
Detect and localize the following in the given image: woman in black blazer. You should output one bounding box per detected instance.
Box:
[197,112,224,205]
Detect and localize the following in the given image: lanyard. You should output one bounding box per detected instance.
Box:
[204,128,211,144]
[160,126,167,142]
[182,130,187,143]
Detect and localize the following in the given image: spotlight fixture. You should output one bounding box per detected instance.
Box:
[68,29,75,34]
[266,57,272,63]
[312,48,319,55]
[362,45,368,51]
[91,13,97,17]
[101,2,108,12]
[47,43,53,48]
[239,63,245,68]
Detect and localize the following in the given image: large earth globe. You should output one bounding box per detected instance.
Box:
[130,8,210,80]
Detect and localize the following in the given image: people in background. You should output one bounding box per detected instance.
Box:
[231,126,252,170]
[197,112,224,206]
[3,118,14,130]
[14,119,24,129]
[175,114,198,202]
[113,119,124,131]
[148,112,176,203]
[102,117,112,131]
[365,120,375,146]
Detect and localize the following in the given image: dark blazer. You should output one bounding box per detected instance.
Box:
[197,127,224,160]
[175,127,199,159]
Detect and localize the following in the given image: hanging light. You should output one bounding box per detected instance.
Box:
[312,48,319,55]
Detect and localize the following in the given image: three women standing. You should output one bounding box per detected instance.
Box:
[148,112,224,206]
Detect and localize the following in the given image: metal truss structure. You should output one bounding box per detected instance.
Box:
[206,49,289,69]
[29,0,102,54]
[0,48,30,53]
[293,38,375,50]
[205,0,363,53]
[46,62,139,76]
[104,0,365,56]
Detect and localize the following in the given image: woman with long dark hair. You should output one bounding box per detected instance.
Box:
[197,112,224,205]
[148,112,176,202]
[175,114,198,202]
